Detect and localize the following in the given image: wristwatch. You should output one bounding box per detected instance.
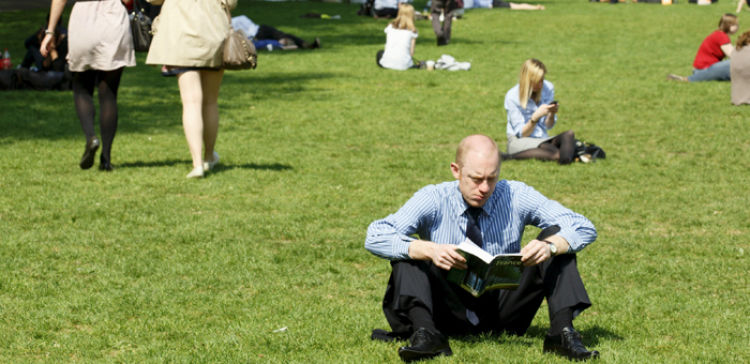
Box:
[547,242,558,256]
[44,29,54,36]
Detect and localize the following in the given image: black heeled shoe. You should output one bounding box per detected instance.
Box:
[79,137,100,170]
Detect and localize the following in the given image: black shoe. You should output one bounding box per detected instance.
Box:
[398,327,452,362]
[543,327,599,361]
[98,162,113,172]
[79,137,100,170]
[371,329,408,342]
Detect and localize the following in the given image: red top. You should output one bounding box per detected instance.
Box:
[693,30,731,70]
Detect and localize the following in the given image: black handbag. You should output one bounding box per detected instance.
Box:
[574,139,606,162]
[129,0,152,52]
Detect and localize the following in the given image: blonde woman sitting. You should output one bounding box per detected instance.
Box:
[376,4,424,70]
[503,59,576,164]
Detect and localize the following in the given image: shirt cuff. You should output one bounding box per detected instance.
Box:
[393,237,413,259]
[557,228,582,253]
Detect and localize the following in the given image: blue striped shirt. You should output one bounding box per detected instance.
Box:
[505,80,557,139]
[365,180,597,260]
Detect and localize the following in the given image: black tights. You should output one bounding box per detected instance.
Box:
[510,130,576,165]
[72,68,124,165]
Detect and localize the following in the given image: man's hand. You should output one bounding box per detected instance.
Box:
[408,240,467,271]
[520,239,552,266]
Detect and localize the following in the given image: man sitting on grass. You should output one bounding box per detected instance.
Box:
[364,134,600,362]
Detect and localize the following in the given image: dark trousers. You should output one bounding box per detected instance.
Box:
[256,24,308,49]
[382,254,591,337]
[431,0,459,45]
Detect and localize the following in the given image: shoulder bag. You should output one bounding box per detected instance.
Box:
[222,2,257,70]
[129,0,153,52]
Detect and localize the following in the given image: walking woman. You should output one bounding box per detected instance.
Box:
[41,0,136,171]
[146,0,236,178]
[503,59,576,164]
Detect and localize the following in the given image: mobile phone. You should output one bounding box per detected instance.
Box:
[549,100,558,105]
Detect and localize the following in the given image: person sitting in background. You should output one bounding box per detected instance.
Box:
[464,0,545,10]
[231,15,320,50]
[376,3,424,70]
[503,59,577,164]
[668,13,738,82]
[374,0,402,18]
[21,13,67,72]
[731,31,750,105]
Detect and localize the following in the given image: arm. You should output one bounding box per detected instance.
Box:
[544,103,558,129]
[408,240,467,270]
[737,0,744,13]
[364,186,467,270]
[505,87,554,138]
[520,234,569,266]
[40,0,67,57]
[721,43,734,59]
[410,37,416,58]
[524,104,554,137]
[513,182,597,265]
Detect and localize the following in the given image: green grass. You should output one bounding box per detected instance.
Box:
[1,0,749,362]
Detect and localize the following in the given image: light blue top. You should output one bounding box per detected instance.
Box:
[365,180,597,260]
[505,80,557,139]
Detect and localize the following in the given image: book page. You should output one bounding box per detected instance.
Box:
[456,238,494,264]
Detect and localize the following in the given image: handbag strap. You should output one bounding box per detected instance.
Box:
[131,0,142,15]
[222,0,232,23]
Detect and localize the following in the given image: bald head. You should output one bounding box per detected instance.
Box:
[451,135,501,207]
[455,134,500,168]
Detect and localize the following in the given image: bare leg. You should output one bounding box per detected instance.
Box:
[199,69,223,163]
[177,70,204,171]
[509,2,545,10]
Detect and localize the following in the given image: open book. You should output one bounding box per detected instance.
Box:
[445,239,523,297]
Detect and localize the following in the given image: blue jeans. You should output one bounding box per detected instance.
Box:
[688,60,731,82]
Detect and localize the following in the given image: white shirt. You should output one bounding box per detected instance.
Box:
[375,0,412,10]
[231,15,259,38]
[379,25,418,71]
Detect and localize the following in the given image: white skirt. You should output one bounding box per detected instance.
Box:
[67,0,136,72]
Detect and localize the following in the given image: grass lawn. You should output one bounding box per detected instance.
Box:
[0,0,748,362]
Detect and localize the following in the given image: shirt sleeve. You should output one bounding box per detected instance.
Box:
[365,186,438,260]
[513,182,597,253]
[540,81,557,130]
[505,89,528,138]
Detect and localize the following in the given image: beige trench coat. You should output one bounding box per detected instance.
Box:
[145,0,238,68]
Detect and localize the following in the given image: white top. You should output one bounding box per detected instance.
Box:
[379,25,418,71]
[231,15,260,38]
[375,0,412,10]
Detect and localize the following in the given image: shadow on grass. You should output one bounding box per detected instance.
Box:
[117,159,293,172]
[452,324,622,348]
[525,325,622,347]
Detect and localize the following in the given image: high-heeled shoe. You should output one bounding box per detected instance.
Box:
[186,166,204,179]
[79,137,100,170]
[203,151,220,171]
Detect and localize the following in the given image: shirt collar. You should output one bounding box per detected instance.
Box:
[449,180,502,218]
